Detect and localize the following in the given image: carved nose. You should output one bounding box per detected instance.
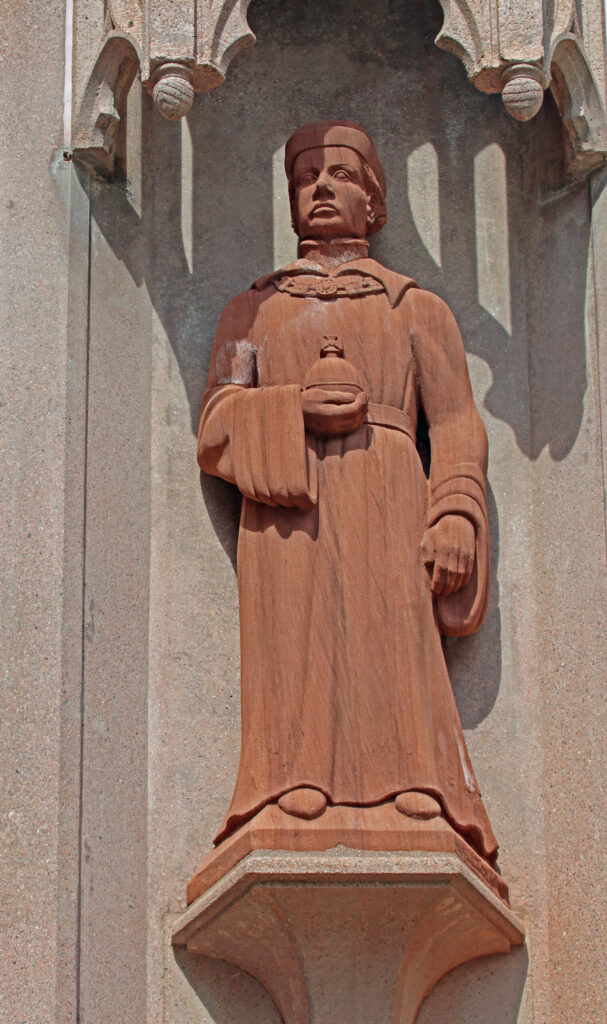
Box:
[312,175,335,199]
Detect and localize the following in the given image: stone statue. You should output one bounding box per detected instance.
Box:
[198,121,498,865]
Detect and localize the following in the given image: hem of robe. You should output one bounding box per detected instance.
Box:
[213,785,499,863]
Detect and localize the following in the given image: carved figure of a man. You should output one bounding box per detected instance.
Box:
[199,121,497,863]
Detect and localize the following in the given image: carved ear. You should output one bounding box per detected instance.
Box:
[366,192,381,234]
[366,191,387,236]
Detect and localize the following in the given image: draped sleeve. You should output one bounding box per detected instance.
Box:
[408,288,490,637]
[198,289,317,509]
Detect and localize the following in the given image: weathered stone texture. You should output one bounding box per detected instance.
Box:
[0,2,75,1022]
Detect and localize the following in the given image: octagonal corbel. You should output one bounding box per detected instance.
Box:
[173,848,525,1024]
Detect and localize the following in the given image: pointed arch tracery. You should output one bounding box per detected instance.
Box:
[70,0,606,178]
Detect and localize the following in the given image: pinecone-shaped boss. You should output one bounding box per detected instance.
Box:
[502,65,544,122]
[153,69,195,120]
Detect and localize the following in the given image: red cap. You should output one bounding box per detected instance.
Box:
[284,120,386,197]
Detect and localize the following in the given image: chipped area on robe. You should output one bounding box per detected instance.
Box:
[215,338,257,386]
[455,725,478,793]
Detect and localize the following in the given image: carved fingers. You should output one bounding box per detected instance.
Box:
[301,386,368,436]
[422,514,475,596]
[252,485,316,510]
[248,458,316,510]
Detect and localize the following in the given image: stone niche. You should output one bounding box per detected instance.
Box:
[66,1,607,1023]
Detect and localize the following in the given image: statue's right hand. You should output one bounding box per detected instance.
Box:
[301,386,368,436]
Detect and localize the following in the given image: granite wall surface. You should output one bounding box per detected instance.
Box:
[2,1,606,1022]
[1,1,79,1021]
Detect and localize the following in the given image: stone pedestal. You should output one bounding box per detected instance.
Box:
[173,847,524,1024]
[186,803,510,905]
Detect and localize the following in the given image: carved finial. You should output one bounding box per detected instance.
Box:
[151,64,195,120]
[321,336,344,358]
[501,64,545,122]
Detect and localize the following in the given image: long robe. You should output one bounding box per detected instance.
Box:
[198,252,497,861]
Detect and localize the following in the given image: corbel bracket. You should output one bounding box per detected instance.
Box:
[72,31,140,177]
[173,847,525,1024]
[436,0,607,175]
[71,0,255,174]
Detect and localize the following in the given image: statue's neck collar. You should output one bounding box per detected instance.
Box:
[298,237,370,267]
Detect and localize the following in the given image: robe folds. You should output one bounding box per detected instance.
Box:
[198,254,498,861]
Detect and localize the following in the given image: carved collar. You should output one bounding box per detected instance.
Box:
[273,273,385,300]
[252,252,418,308]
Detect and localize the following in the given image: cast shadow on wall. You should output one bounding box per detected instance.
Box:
[87,0,589,743]
[171,947,282,1024]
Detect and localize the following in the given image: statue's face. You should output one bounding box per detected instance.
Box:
[292,146,372,240]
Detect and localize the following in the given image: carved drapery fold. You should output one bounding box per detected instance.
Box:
[70,0,606,179]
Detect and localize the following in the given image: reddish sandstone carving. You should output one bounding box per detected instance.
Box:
[395,791,443,820]
[187,804,509,907]
[197,121,498,880]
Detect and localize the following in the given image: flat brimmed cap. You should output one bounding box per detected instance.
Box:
[284,120,386,196]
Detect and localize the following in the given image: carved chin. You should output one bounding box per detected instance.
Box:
[302,217,356,239]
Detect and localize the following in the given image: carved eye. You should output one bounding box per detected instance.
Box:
[297,172,317,186]
[333,169,353,181]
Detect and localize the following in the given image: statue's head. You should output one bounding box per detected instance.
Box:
[285,121,387,242]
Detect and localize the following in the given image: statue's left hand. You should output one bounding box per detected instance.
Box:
[422,514,475,596]
[301,385,368,436]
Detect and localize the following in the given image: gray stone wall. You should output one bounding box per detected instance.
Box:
[1,2,78,1021]
[2,1,606,1022]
